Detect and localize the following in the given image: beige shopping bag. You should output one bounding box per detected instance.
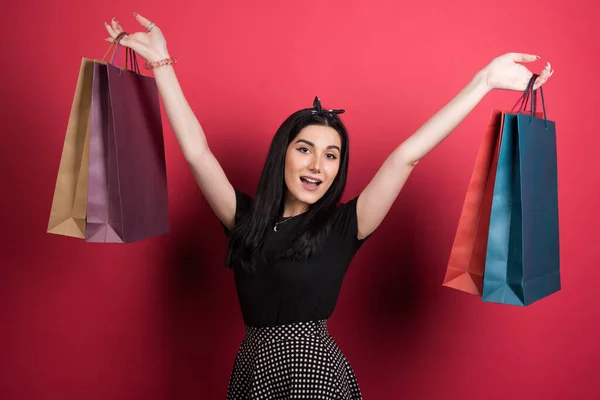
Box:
[46,58,94,238]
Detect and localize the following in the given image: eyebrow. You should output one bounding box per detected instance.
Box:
[295,139,341,152]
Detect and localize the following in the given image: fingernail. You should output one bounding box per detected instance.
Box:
[536,55,541,59]
[133,12,138,16]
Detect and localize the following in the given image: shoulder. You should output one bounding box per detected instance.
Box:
[223,188,253,236]
[329,195,371,247]
[234,188,254,214]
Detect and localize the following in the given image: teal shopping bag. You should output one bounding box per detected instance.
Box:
[482,75,560,306]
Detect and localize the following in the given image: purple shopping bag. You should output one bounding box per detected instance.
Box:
[86,46,169,243]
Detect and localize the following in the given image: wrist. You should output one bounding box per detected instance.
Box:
[472,69,492,95]
[147,49,170,62]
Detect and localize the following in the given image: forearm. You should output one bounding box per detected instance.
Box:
[395,72,491,165]
[151,54,209,160]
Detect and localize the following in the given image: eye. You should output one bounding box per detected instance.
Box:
[297,147,310,153]
[326,153,338,160]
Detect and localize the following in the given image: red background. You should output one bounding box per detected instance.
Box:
[2,0,599,399]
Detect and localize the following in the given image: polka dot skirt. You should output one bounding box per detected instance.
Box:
[227,319,362,399]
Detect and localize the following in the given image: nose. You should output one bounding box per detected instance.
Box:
[308,154,321,173]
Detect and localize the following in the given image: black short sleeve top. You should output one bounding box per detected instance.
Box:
[224,189,370,327]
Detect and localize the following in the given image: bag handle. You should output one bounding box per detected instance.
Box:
[100,32,127,66]
[510,73,549,129]
[529,81,549,129]
[100,32,142,80]
[101,40,119,63]
[125,47,142,77]
[511,74,537,113]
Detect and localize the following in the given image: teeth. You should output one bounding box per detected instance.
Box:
[302,177,320,184]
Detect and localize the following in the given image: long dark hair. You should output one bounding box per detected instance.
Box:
[226,105,350,274]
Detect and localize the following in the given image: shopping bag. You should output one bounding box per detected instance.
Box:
[443,97,543,295]
[85,45,170,243]
[443,79,542,296]
[48,43,170,243]
[442,109,505,295]
[46,58,94,238]
[482,76,560,306]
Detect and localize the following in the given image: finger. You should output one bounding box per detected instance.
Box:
[112,18,128,43]
[104,23,129,46]
[532,76,545,90]
[116,34,130,46]
[133,12,153,30]
[532,62,553,90]
[115,19,125,32]
[533,73,553,90]
[510,53,541,63]
[105,21,118,37]
[111,17,122,34]
[104,33,125,45]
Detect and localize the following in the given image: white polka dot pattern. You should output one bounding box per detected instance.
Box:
[226,320,362,399]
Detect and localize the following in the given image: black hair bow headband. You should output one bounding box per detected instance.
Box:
[311,96,345,115]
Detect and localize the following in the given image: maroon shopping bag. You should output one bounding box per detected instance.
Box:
[86,46,169,243]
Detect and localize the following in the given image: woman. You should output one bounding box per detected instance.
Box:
[104,13,553,399]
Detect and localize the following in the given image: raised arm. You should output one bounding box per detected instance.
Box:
[355,53,554,240]
[104,14,237,230]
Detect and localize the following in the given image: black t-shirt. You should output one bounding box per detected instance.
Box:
[223,189,370,327]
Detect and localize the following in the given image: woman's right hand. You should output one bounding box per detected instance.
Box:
[104,13,169,62]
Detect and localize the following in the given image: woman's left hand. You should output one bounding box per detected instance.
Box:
[480,53,554,92]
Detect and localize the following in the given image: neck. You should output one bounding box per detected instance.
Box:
[282,191,309,217]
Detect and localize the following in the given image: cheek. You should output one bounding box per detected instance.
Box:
[324,162,340,182]
[284,152,295,172]
[286,152,308,172]
[284,153,301,182]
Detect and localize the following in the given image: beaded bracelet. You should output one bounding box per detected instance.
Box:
[144,57,178,70]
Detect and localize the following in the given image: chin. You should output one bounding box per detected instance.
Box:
[295,191,323,205]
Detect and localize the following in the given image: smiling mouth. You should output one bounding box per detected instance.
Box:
[300,176,322,185]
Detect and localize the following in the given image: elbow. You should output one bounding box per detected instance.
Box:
[182,135,210,163]
[184,146,211,166]
[394,145,420,168]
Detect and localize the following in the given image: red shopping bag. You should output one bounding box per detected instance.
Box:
[442,110,505,295]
